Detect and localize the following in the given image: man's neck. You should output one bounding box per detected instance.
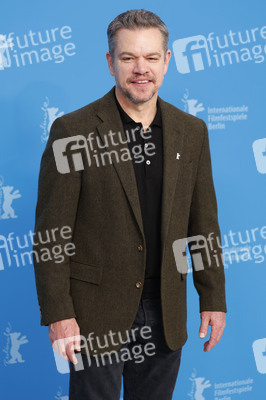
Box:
[115,86,158,131]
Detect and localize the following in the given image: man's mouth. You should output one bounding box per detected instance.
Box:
[131,80,152,86]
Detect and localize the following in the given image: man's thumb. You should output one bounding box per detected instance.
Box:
[199,319,209,338]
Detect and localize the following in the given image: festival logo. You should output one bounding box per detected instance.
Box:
[54,386,68,400]
[0,176,21,220]
[188,368,254,399]
[182,89,205,116]
[188,369,211,399]
[40,97,64,143]
[181,89,249,131]
[2,322,29,366]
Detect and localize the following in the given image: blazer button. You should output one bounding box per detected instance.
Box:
[135,281,142,289]
[137,244,143,252]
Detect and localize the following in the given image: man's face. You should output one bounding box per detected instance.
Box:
[106,28,171,104]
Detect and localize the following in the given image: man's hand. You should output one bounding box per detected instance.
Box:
[49,318,81,364]
[199,311,226,352]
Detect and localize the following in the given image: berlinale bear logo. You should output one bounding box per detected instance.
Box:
[0,176,21,220]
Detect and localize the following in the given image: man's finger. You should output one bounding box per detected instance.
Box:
[65,339,78,364]
[52,338,71,361]
[204,325,219,351]
[73,334,81,352]
[199,315,210,338]
[215,325,225,344]
[52,338,65,356]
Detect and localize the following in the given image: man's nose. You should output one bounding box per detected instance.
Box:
[132,58,149,75]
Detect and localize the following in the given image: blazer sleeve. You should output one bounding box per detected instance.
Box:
[187,119,227,313]
[32,117,81,326]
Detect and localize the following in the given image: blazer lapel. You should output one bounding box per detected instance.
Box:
[96,87,185,257]
[96,88,145,240]
[158,98,185,258]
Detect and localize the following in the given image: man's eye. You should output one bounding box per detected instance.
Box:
[122,57,133,61]
[148,58,158,61]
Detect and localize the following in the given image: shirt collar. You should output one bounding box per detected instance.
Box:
[114,90,162,128]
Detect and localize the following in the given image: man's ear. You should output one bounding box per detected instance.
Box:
[163,49,171,75]
[106,52,115,76]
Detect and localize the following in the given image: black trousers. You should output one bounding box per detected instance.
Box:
[69,298,182,400]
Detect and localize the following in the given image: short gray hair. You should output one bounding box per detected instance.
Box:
[107,9,169,60]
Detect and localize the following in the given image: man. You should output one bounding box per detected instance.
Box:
[33,9,227,400]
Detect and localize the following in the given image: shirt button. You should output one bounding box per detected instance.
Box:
[137,244,143,252]
[146,160,151,165]
[144,143,148,147]
[136,281,142,289]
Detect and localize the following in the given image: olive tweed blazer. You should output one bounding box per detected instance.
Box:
[33,86,227,356]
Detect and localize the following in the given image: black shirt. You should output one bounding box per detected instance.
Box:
[114,93,163,299]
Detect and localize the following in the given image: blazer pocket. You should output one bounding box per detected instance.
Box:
[70,260,103,285]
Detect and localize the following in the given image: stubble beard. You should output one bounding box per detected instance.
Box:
[116,80,156,105]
